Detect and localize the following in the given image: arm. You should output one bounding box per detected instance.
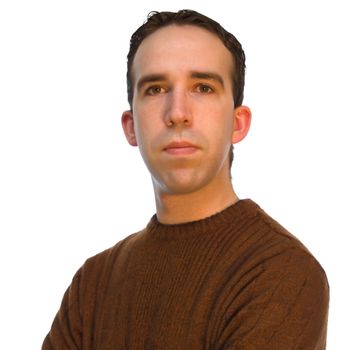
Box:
[42,269,82,350]
[216,247,329,350]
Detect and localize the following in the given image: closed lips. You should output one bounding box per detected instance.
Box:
[164,141,197,150]
[164,141,199,155]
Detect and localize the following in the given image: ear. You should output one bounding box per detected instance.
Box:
[231,105,252,144]
[121,110,138,146]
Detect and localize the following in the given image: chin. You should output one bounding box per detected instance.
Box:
[153,172,213,196]
[162,183,202,196]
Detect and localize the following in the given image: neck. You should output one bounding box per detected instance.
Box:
[154,181,239,225]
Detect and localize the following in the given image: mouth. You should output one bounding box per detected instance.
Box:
[163,141,199,156]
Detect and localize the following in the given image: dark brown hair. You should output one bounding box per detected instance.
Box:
[126,9,246,169]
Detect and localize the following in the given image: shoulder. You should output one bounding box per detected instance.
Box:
[217,202,329,347]
[232,199,329,296]
[239,199,325,259]
[77,229,143,284]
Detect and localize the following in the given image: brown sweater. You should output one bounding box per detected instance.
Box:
[43,199,329,349]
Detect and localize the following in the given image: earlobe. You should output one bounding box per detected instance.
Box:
[121,110,138,146]
[231,105,252,144]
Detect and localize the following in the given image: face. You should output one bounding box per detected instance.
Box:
[122,25,250,196]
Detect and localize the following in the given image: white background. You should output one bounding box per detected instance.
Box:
[0,0,349,348]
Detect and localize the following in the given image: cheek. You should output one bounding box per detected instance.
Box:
[199,103,234,136]
[132,110,162,153]
[132,105,151,133]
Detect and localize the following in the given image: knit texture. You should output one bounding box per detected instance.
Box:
[43,199,329,349]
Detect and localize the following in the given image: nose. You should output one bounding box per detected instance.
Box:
[164,88,192,127]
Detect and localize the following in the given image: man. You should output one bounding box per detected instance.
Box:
[43,10,329,349]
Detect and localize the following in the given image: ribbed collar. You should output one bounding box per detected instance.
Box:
[144,199,259,241]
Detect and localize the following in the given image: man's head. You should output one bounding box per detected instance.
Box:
[122,10,251,198]
[125,10,247,170]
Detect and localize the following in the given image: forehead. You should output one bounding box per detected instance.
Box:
[132,25,234,83]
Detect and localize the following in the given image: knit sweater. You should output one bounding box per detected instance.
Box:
[43,199,329,349]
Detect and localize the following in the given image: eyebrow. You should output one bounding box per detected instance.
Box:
[190,71,225,88]
[136,74,167,92]
[136,71,225,92]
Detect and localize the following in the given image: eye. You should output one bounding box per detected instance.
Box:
[196,84,214,93]
[145,85,166,95]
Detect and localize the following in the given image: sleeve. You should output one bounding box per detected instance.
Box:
[216,247,330,350]
[42,269,83,350]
